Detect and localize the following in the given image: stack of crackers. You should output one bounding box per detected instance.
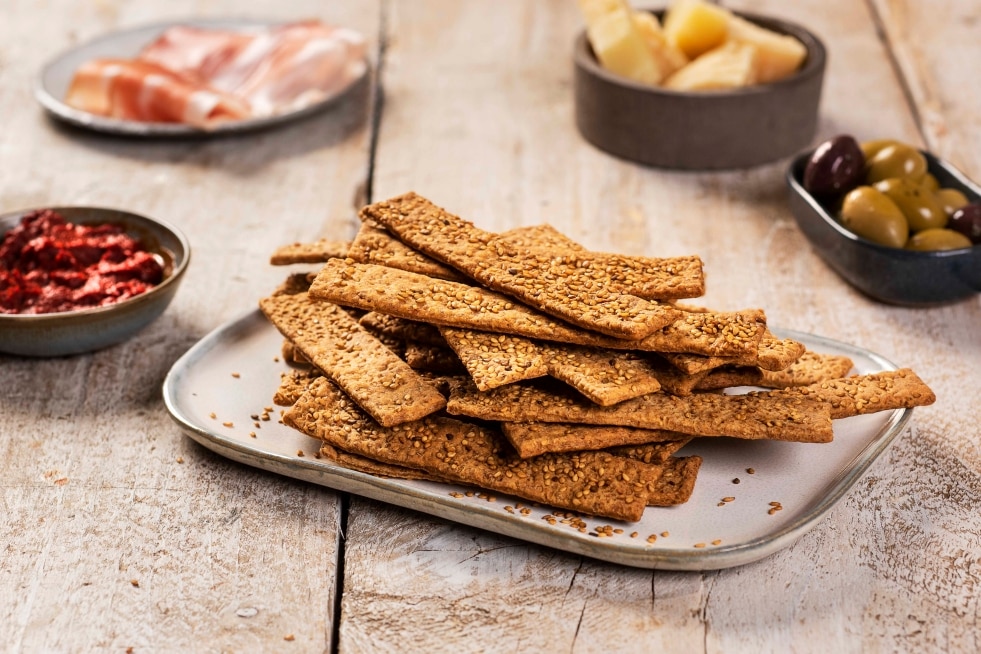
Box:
[260,192,936,522]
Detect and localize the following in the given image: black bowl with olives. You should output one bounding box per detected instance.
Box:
[787,136,981,306]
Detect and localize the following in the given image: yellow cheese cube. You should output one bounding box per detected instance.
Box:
[726,15,807,83]
[631,11,689,80]
[663,0,731,60]
[579,0,663,84]
[663,41,757,91]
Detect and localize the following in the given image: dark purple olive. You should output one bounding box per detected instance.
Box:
[803,135,866,197]
[949,202,981,244]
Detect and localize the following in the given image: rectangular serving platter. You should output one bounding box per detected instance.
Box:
[162,309,912,570]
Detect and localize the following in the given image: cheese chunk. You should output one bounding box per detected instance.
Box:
[631,11,689,80]
[663,0,731,60]
[579,0,663,84]
[726,15,807,83]
[664,41,757,91]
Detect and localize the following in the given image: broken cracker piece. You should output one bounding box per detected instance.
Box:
[274,368,322,406]
[348,223,469,282]
[440,327,549,391]
[502,422,689,458]
[642,456,702,506]
[270,239,351,265]
[495,224,586,251]
[319,443,436,480]
[259,292,446,427]
[694,366,765,392]
[540,343,662,406]
[661,330,805,374]
[359,312,446,347]
[447,378,833,443]
[610,440,693,465]
[765,368,935,419]
[404,342,464,374]
[758,351,854,389]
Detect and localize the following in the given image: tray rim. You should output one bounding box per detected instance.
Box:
[162,308,913,571]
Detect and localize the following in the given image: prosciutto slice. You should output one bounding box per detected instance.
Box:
[65,20,366,128]
[66,59,250,126]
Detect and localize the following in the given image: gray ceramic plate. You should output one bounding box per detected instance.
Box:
[35,18,368,137]
[163,310,912,570]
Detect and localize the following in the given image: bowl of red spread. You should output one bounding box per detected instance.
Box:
[0,206,189,356]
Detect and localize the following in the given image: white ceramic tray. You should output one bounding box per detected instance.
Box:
[36,18,368,136]
[162,309,912,570]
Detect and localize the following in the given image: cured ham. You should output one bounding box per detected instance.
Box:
[64,20,366,128]
[66,59,250,126]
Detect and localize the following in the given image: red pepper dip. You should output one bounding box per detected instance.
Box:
[0,209,164,314]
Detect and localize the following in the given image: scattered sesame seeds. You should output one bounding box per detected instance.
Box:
[732,478,741,484]
[661,531,670,538]
[746,468,756,474]
[284,634,295,642]
[296,450,304,457]
[694,543,706,548]
[209,412,216,419]
[231,372,241,378]
[249,432,257,438]
[711,539,722,546]
[722,496,735,503]
[647,534,657,543]
[176,457,184,464]
[222,421,234,428]
[130,579,140,588]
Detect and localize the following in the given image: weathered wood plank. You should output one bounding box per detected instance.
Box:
[346,0,981,652]
[0,0,380,650]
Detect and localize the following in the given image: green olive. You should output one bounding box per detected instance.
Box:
[874,177,948,231]
[920,173,940,193]
[860,139,904,161]
[865,144,928,184]
[906,228,973,251]
[840,186,909,247]
[937,188,970,216]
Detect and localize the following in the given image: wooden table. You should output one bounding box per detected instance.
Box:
[2,1,979,651]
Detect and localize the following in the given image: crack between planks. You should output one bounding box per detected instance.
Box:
[863,0,929,147]
[700,572,719,654]
[331,4,389,650]
[329,492,350,654]
[364,0,390,205]
[567,559,585,653]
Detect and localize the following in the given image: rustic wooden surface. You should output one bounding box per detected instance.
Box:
[1,0,979,652]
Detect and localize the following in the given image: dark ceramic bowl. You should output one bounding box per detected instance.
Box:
[574,9,826,170]
[787,151,981,306]
[0,206,190,356]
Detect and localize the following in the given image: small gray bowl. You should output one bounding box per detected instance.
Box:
[0,206,190,356]
[787,151,981,306]
[573,9,826,170]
